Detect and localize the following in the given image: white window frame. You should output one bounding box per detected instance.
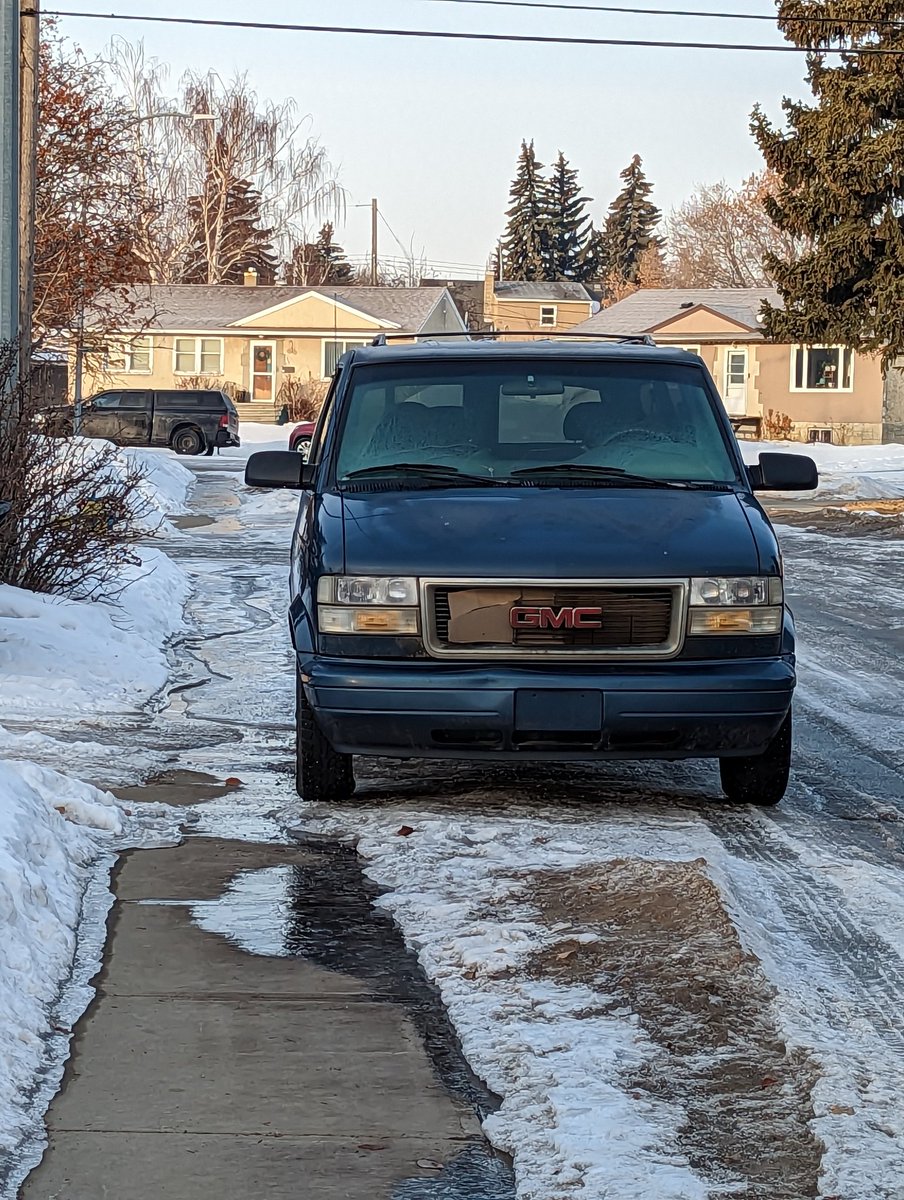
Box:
[172,336,224,376]
[321,338,370,379]
[791,345,854,393]
[123,335,153,373]
[539,305,557,328]
[807,427,834,444]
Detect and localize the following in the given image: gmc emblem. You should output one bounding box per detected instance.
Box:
[510,605,604,630]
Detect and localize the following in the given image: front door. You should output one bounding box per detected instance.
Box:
[723,349,748,415]
[250,341,276,402]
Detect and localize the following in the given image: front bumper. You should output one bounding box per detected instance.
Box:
[301,655,795,760]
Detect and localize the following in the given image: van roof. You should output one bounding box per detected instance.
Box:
[343,340,699,367]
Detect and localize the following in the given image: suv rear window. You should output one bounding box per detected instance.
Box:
[335,360,739,484]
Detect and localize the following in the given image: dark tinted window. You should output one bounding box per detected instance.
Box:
[91,391,147,410]
[156,390,225,410]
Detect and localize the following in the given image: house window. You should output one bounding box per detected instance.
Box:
[322,339,370,378]
[807,427,834,444]
[101,336,153,373]
[792,346,853,392]
[675,344,701,356]
[539,306,557,328]
[173,337,223,375]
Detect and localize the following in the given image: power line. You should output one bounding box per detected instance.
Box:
[399,0,904,31]
[40,10,904,56]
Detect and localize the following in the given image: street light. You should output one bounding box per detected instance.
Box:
[71,110,215,437]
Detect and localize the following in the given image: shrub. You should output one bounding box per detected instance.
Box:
[0,342,154,600]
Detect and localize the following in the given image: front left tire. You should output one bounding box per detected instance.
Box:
[719,713,792,807]
[295,669,355,802]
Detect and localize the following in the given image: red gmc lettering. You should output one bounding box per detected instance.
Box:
[510,605,603,630]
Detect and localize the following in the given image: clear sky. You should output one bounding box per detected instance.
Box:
[56,0,809,273]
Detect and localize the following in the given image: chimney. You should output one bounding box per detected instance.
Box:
[243,267,258,287]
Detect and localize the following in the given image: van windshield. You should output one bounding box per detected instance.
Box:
[334,359,740,485]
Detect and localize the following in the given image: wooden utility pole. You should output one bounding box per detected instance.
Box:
[0,0,19,356]
[19,0,38,378]
[370,198,378,286]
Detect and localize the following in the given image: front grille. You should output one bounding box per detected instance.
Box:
[428,582,682,658]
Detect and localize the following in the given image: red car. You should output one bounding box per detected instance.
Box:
[289,420,315,456]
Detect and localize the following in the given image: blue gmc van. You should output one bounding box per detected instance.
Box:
[246,337,817,805]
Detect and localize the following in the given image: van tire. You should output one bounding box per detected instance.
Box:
[296,669,355,802]
[171,426,204,455]
[719,713,792,807]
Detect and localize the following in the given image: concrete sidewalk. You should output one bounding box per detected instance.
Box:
[22,835,488,1200]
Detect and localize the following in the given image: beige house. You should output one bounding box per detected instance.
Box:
[572,288,885,444]
[81,280,466,420]
[482,275,594,335]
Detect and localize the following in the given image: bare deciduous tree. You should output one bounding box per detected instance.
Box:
[109,41,345,283]
[666,172,810,289]
[35,29,152,342]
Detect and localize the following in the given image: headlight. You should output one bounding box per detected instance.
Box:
[688,576,783,636]
[317,576,418,606]
[317,575,419,635]
[690,577,783,606]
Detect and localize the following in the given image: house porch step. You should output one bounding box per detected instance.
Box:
[234,400,281,425]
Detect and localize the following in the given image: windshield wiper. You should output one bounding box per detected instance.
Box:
[342,462,500,485]
[510,464,695,489]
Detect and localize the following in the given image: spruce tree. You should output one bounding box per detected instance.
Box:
[287,222,353,285]
[545,151,593,280]
[602,155,663,284]
[751,7,904,359]
[183,175,277,285]
[501,140,551,281]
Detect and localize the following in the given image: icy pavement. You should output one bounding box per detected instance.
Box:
[7,450,904,1200]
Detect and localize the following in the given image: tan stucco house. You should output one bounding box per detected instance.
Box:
[572,288,885,444]
[483,275,594,336]
[80,281,466,420]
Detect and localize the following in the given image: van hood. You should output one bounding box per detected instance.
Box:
[336,487,778,579]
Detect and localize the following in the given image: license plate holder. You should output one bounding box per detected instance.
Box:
[514,689,603,732]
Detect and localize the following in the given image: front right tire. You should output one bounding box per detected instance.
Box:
[295,669,355,801]
[719,712,792,807]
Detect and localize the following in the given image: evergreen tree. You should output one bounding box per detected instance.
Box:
[751,6,904,359]
[286,222,353,285]
[501,141,551,281]
[545,151,593,280]
[183,175,277,285]
[601,155,663,284]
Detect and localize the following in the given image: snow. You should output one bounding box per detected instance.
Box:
[55,438,195,534]
[0,442,192,1182]
[0,760,181,1167]
[292,804,904,1200]
[741,440,904,500]
[219,421,292,458]
[0,547,188,721]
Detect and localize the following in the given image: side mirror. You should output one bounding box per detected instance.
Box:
[748,451,819,492]
[245,450,314,490]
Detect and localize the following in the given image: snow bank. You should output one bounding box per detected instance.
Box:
[0,546,188,721]
[54,439,194,534]
[0,759,182,1178]
[741,440,904,501]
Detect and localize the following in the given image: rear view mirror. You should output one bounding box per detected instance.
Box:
[245,450,313,490]
[500,376,566,396]
[749,452,818,492]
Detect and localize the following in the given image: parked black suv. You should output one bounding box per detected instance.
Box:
[38,388,241,455]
